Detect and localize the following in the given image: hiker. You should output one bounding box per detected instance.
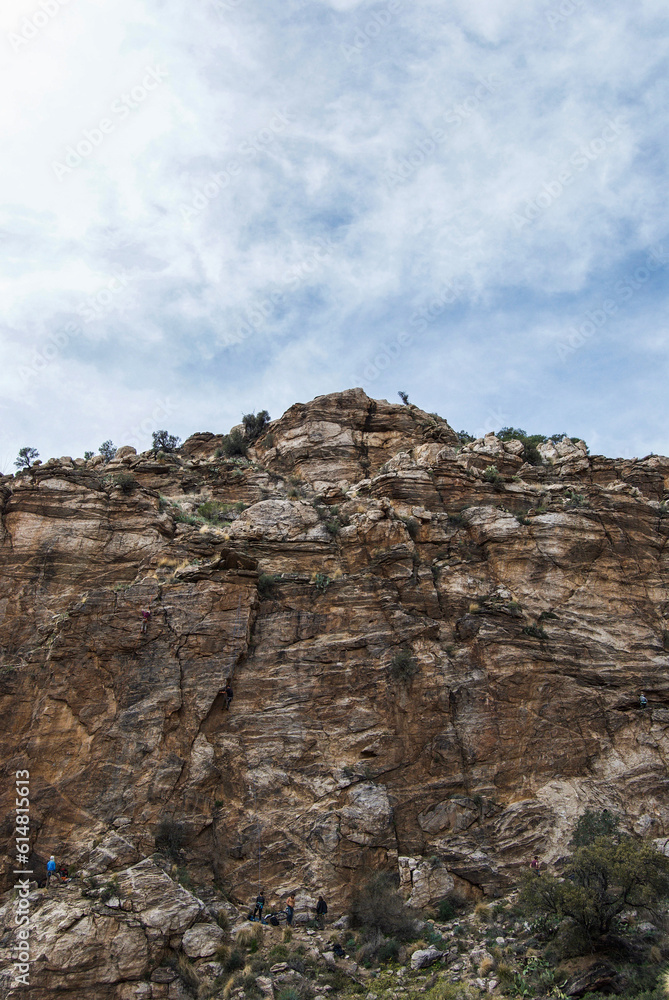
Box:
[285,893,295,926]
[315,894,327,928]
[640,693,648,709]
[46,855,57,889]
[224,681,234,711]
[252,888,265,921]
[530,855,540,872]
[141,609,151,634]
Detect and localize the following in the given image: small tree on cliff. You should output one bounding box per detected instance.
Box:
[520,828,669,944]
[152,430,181,454]
[99,440,117,462]
[242,410,271,443]
[14,447,39,470]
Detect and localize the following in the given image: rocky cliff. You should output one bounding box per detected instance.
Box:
[1,388,668,995]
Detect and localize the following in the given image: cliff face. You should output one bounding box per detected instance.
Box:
[1,388,669,924]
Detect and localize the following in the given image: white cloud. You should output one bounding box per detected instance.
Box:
[1,0,668,461]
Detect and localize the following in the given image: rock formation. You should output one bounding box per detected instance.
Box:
[1,387,668,996]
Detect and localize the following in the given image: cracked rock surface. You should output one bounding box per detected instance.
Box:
[1,389,669,994]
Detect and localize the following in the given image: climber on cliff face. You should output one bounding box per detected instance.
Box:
[224,680,234,710]
[640,693,648,709]
[141,608,151,634]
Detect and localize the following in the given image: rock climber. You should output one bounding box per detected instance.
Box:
[285,892,296,925]
[316,893,328,928]
[252,888,265,921]
[46,855,57,889]
[141,608,151,634]
[224,680,234,711]
[640,693,648,709]
[530,855,540,872]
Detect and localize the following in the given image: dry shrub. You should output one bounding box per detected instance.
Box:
[479,954,496,976]
[235,924,263,949]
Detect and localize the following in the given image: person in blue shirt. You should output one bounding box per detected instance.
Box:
[46,855,57,889]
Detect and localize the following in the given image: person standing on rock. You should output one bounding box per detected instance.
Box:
[46,855,57,889]
[315,894,327,928]
[285,893,296,925]
[141,608,151,634]
[252,888,265,921]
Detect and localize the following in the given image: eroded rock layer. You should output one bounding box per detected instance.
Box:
[1,389,669,920]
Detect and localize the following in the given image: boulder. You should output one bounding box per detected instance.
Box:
[410,945,445,970]
[181,922,225,958]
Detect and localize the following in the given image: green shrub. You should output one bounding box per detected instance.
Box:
[570,808,619,847]
[269,944,289,962]
[84,450,94,460]
[520,832,669,942]
[276,989,301,1000]
[220,428,248,457]
[152,430,181,454]
[224,947,245,973]
[325,518,341,536]
[483,465,503,484]
[523,625,547,639]
[100,875,119,902]
[437,898,456,921]
[314,573,331,593]
[377,938,400,963]
[99,440,116,462]
[388,648,419,683]
[457,430,475,445]
[349,872,418,941]
[114,472,137,494]
[242,410,271,443]
[197,500,244,523]
[564,490,588,508]
[258,573,281,598]
[155,818,185,859]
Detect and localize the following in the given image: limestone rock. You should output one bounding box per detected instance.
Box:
[410,945,445,969]
[181,921,225,957]
[0,387,669,938]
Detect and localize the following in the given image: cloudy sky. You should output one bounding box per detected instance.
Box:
[1,0,668,468]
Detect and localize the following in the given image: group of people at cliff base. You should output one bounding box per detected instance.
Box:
[249,888,327,927]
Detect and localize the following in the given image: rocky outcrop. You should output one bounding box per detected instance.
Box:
[1,389,668,995]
